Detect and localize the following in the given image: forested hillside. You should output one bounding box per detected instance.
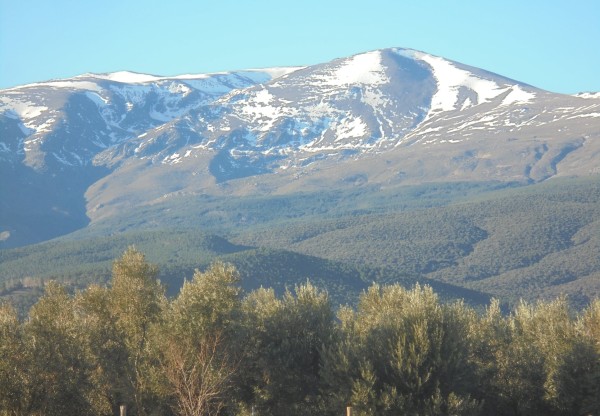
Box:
[231,177,600,307]
[1,178,599,312]
[0,229,492,317]
[1,248,599,416]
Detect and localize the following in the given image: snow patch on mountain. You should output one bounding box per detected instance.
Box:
[254,89,274,105]
[84,91,110,106]
[501,85,536,106]
[31,117,57,133]
[0,97,47,119]
[238,88,300,133]
[396,49,535,117]
[328,51,388,86]
[362,89,388,108]
[95,71,164,84]
[299,51,390,94]
[575,92,600,99]
[567,112,600,119]
[334,117,368,141]
[45,80,102,91]
[166,82,192,95]
[397,49,501,111]
[89,68,300,86]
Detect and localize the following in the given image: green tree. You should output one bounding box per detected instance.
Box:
[74,284,130,415]
[109,247,166,416]
[574,299,600,415]
[240,282,335,415]
[0,303,28,415]
[167,261,241,342]
[471,298,597,416]
[321,284,480,415]
[22,282,93,415]
[159,261,242,416]
[468,299,511,414]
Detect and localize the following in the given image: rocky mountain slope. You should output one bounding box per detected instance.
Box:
[1,47,599,248]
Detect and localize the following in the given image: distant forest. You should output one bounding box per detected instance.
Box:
[1,248,599,416]
[2,177,600,318]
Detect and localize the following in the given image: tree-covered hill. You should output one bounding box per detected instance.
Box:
[230,177,600,308]
[0,228,493,316]
[1,177,598,311]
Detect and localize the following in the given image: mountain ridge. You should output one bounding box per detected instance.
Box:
[1,47,599,249]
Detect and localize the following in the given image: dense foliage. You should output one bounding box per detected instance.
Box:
[1,248,599,416]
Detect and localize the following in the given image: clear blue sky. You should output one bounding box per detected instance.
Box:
[1,0,599,93]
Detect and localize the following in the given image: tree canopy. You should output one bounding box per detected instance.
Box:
[1,248,599,415]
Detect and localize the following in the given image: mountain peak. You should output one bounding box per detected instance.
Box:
[394,48,537,114]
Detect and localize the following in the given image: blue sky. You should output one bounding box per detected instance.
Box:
[1,0,599,93]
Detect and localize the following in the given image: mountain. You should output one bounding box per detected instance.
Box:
[86,48,600,219]
[1,47,599,308]
[2,48,599,249]
[0,67,300,246]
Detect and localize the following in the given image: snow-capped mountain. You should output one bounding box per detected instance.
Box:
[1,47,599,247]
[102,48,549,173]
[0,68,300,169]
[0,67,299,246]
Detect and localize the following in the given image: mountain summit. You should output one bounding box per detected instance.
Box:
[1,47,599,247]
[97,48,547,176]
